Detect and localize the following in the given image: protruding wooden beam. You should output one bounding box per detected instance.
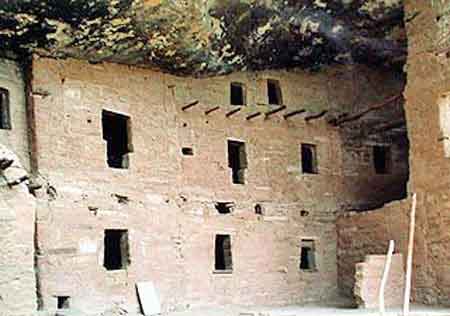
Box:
[333,94,402,126]
[226,107,241,118]
[368,120,406,135]
[182,100,199,111]
[305,110,328,122]
[283,109,306,120]
[265,105,286,118]
[246,112,262,121]
[205,106,220,115]
[327,113,349,125]
[7,175,29,187]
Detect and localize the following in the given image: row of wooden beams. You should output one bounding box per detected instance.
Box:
[181,102,327,122]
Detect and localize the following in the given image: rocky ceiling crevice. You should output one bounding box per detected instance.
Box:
[0,0,406,76]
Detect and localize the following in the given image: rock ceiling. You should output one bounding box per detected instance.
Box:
[0,0,406,76]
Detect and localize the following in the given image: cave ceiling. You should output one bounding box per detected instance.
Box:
[0,0,406,76]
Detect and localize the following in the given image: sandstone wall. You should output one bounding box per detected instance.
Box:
[0,59,37,316]
[0,59,30,170]
[30,56,407,314]
[403,0,450,306]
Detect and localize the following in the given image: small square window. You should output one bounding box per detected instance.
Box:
[267,79,282,105]
[300,239,316,271]
[301,144,318,174]
[373,145,391,174]
[182,147,194,156]
[57,296,70,309]
[230,82,246,106]
[0,88,11,130]
[104,229,130,271]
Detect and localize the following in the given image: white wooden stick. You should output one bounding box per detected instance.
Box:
[379,240,395,316]
[403,193,417,316]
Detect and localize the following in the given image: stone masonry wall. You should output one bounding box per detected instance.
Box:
[0,59,37,316]
[403,0,450,306]
[30,56,407,314]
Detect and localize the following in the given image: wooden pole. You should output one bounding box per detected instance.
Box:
[403,193,417,316]
[283,109,306,119]
[181,100,199,111]
[226,108,241,118]
[205,106,220,115]
[305,110,328,122]
[265,105,286,118]
[246,112,262,121]
[379,240,395,316]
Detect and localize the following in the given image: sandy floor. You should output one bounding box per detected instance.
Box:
[168,304,450,316]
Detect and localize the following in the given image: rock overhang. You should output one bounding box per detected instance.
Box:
[0,0,406,76]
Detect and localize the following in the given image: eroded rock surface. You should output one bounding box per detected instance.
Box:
[0,0,406,76]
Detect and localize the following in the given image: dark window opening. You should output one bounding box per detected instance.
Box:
[230,82,245,106]
[182,147,194,156]
[301,144,318,174]
[228,140,247,184]
[254,204,263,215]
[215,234,232,272]
[373,145,391,174]
[57,296,70,309]
[104,229,129,271]
[300,239,316,271]
[267,79,282,105]
[102,110,132,169]
[0,88,11,130]
[215,202,234,214]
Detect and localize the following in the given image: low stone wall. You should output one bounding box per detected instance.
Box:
[336,200,409,300]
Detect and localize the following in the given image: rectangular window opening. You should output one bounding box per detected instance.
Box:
[373,145,391,174]
[230,82,246,106]
[102,110,132,169]
[301,144,318,174]
[215,234,233,272]
[0,88,11,130]
[57,296,70,309]
[227,140,247,184]
[104,229,129,271]
[300,239,316,271]
[267,79,282,105]
[182,147,194,156]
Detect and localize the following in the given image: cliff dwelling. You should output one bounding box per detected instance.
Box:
[0,1,450,316]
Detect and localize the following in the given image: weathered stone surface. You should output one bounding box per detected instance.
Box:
[0,0,406,76]
[336,200,409,300]
[402,0,450,306]
[354,254,405,309]
[0,59,37,316]
[27,56,408,315]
